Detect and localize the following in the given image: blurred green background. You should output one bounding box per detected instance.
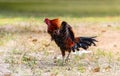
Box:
[0,0,120,17]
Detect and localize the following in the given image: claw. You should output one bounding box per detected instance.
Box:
[65,52,71,62]
[65,57,70,62]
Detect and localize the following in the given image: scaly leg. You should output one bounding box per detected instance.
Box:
[65,50,71,62]
[61,50,65,64]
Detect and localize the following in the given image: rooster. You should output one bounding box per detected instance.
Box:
[44,18,97,62]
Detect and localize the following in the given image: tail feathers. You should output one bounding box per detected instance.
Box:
[72,36,97,51]
[80,36,97,46]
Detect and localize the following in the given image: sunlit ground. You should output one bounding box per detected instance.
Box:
[0,16,120,76]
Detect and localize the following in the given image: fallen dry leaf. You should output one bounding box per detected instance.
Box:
[105,65,111,72]
[92,66,100,72]
[101,30,106,33]
[50,73,57,76]
[107,25,112,27]
[32,39,38,42]
[44,43,50,47]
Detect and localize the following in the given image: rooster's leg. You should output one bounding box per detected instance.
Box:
[65,50,71,62]
[61,50,65,63]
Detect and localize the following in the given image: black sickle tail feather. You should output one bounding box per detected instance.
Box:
[72,36,97,52]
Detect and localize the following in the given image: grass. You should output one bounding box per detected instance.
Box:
[0,15,120,75]
[0,19,119,76]
[0,0,120,17]
[0,32,14,45]
[0,16,120,26]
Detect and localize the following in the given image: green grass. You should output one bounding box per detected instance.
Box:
[0,0,120,17]
[0,16,120,25]
[0,0,120,26]
[0,17,120,75]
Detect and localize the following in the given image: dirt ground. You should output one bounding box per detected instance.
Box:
[0,21,120,76]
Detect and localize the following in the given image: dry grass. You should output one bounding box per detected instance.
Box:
[0,17,120,76]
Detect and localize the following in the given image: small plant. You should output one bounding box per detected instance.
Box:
[51,68,59,76]
[0,39,4,45]
[22,53,37,67]
[117,56,120,61]
[80,53,86,59]
[44,51,49,57]
[77,65,86,73]
[95,49,106,57]
[11,49,22,54]
[107,51,113,64]
[0,32,14,45]
[73,54,80,64]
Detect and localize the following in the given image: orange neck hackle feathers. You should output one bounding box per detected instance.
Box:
[44,18,61,33]
[44,18,61,28]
